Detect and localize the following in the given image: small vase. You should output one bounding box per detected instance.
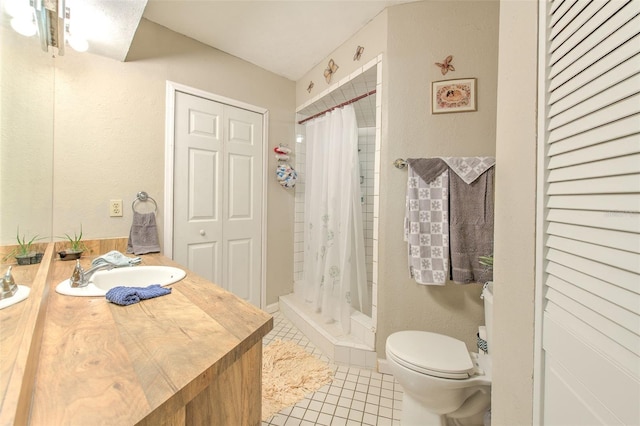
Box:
[58,250,83,261]
[15,254,33,265]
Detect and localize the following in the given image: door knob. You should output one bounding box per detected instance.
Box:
[199,230,206,236]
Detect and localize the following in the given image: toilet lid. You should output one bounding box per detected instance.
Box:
[387,331,474,379]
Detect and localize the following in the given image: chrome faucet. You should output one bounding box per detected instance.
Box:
[70,259,115,288]
[0,266,18,299]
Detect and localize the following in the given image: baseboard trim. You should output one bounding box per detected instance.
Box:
[377,358,393,375]
[264,302,279,314]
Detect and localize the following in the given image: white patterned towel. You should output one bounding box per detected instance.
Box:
[404,159,449,285]
[441,157,495,184]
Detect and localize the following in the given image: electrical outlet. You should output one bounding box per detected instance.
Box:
[110,199,123,217]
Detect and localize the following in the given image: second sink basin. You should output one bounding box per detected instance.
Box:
[56,266,186,297]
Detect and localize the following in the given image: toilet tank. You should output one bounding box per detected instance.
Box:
[482,282,494,354]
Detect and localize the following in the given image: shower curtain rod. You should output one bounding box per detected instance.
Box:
[297,89,377,125]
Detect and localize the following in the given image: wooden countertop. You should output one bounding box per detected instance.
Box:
[0,243,53,426]
[28,252,272,425]
[0,259,42,404]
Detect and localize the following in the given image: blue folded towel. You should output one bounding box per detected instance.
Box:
[105,284,171,306]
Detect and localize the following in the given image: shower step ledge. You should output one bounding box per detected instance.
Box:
[279,294,377,370]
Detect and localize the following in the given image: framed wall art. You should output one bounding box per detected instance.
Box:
[431,78,477,114]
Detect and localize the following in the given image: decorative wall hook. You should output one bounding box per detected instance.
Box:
[274,145,292,161]
[435,55,455,75]
[307,81,314,93]
[274,144,296,188]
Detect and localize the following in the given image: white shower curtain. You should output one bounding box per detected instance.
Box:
[302,105,368,333]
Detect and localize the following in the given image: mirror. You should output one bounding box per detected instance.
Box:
[0,19,55,246]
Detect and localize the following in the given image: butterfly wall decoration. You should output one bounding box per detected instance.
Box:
[353,45,364,61]
[324,59,339,83]
[435,55,455,75]
[307,81,314,93]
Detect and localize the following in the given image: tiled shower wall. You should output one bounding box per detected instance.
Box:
[359,127,376,316]
[293,141,306,282]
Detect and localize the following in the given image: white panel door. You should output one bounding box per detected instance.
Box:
[222,106,263,306]
[174,92,223,284]
[173,91,263,306]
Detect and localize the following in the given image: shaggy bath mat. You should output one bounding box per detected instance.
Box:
[262,340,333,421]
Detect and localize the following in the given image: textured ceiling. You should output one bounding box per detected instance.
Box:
[5,1,417,81]
[66,0,147,62]
[142,0,416,81]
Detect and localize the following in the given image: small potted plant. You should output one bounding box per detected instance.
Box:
[478,253,494,284]
[4,228,43,265]
[58,225,88,261]
[478,254,494,272]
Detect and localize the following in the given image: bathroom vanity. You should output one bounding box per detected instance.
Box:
[0,240,272,425]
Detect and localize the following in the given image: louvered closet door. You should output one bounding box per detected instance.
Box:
[538,0,640,424]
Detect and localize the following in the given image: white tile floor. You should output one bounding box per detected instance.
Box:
[262,311,403,426]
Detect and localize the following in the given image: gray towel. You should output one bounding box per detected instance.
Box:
[449,167,494,284]
[127,212,161,255]
[407,158,448,184]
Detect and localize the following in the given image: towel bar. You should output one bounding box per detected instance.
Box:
[132,191,158,214]
[393,158,407,169]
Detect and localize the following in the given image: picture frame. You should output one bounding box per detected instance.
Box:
[431,78,477,114]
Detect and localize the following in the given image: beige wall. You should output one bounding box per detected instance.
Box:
[378,0,499,353]
[0,26,54,245]
[2,19,296,305]
[492,0,538,424]
[296,11,388,107]
[4,3,540,421]
[295,0,500,355]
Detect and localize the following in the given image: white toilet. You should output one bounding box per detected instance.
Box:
[386,283,494,426]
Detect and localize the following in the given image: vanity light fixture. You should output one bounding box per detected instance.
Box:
[34,0,65,55]
[4,0,89,55]
[64,6,87,52]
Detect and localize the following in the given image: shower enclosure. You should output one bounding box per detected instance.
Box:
[301,104,368,333]
[280,58,381,369]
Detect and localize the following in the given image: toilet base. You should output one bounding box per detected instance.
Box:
[401,393,446,426]
[447,409,490,426]
[401,392,491,426]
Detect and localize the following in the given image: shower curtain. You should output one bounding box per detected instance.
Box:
[302,105,368,333]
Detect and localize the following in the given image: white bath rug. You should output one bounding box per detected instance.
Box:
[262,339,333,421]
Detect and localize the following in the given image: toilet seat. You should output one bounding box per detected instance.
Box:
[387,331,475,380]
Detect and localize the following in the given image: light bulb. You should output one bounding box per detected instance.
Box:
[67,34,89,52]
[4,0,30,19]
[10,16,36,37]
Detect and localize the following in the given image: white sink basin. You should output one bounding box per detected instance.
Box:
[55,266,186,297]
[0,285,30,309]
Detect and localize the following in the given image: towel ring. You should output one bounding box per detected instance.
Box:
[132,191,158,214]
